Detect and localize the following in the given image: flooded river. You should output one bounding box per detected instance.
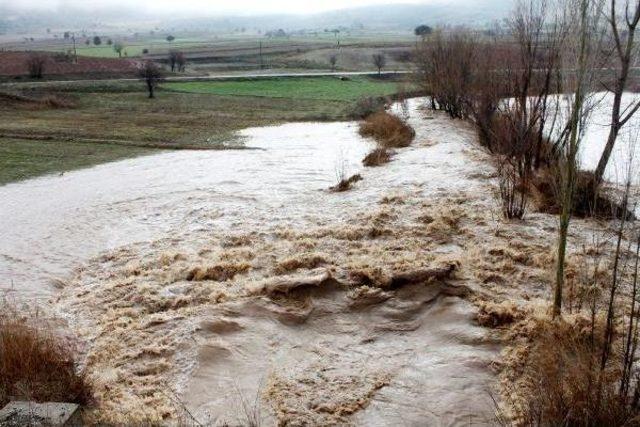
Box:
[0,99,523,424]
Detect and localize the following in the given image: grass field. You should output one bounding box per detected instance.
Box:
[0,138,154,185]
[165,76,401,101]
[0,76,405,184]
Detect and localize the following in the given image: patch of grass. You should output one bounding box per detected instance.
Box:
[164,76,400,101]
[0,138,156,185]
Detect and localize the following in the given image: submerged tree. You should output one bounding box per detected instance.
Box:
[138,61,164,99]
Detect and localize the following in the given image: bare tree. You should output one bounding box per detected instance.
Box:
[113,41,125,58]
[329,53,338,71]
[26,53,47,79]
[138,61,164,99]
[552,0,607,317]
[593,0,640,185]
[176,52,186,72]
[168,51,177,72]
[372,53,386,75]
[415,30,477,119]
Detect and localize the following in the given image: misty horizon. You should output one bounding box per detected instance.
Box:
[1,0,497,18]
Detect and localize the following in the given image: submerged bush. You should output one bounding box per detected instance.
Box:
[0,306,91,406]
[358,112,415,148]
[362,148,393,167]
[330,174,363,192]
[531,170,634,220]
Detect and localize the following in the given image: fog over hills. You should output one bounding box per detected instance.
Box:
[0,0,512,34]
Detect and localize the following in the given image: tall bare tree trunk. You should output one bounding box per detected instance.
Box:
[553,0,603,317]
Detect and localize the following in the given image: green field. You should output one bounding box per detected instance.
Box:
[165,76,401,101]
[0,76,405,184]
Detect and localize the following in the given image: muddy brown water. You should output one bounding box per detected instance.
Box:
[1,99,502,425]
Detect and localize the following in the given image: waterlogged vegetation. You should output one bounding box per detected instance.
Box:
[0,76,404,184]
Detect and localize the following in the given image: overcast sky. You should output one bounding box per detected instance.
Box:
[2,0,449,15]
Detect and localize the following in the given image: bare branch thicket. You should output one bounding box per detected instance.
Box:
[416,30,477,119]
[594,0,640,185]
[26,53,47,79]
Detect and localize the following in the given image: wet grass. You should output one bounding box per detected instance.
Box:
[0,138,155,185]
[165,76,401,101]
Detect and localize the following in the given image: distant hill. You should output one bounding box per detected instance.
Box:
[168,1,514,31]
[0,1,513,35]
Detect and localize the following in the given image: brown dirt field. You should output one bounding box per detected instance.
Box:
[0,51,139,77]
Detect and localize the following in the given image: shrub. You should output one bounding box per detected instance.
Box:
[358,112,415,148]
[26,53,47,79]
[498,316,638,426]
[531,169,634,219]
[330,174,362,192]
[498,162,528,219]
[0,306,91,407]
[362,148,393,167]
[348,96,388,119]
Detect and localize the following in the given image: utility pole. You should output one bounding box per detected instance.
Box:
[259,41,264,69]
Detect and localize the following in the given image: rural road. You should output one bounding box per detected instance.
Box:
[0,70,412,88]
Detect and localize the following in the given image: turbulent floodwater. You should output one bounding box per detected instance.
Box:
[2,94,635,299]
[5,96,627,425]
[22,95,640,426]
[0,99,505,425]
[0,122,372,299]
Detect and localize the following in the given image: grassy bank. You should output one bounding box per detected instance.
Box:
[0,76,404,184]
[0,138,155,185]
